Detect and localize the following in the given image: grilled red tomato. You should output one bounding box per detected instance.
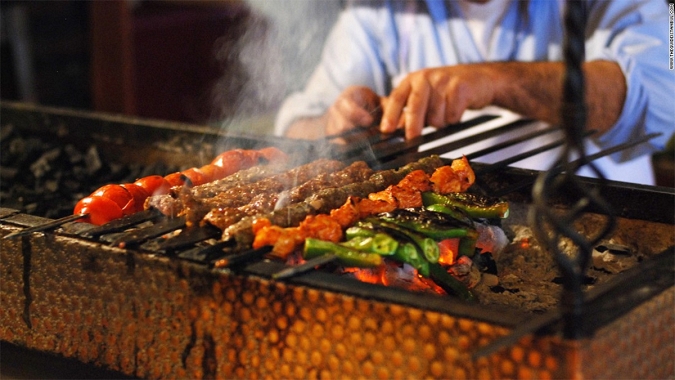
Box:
[120,183,150,213]
[210,149,248,169]
[74,196,124,225]
[163,172,186,187]
[239,149,265,167]
[198,164,230,183]
[164,168,209,188]
[91,184,134,214]
[257,146,288,164]
[134,175,171,196]
[180,168,206,186]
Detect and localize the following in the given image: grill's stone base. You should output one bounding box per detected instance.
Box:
[1,223,673,379]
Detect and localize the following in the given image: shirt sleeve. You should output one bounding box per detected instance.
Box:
[585,0,674,162]
[274,3,392,136]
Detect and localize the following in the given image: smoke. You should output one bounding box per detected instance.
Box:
[212,0,342,136]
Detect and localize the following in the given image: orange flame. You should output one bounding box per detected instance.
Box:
[438,238,459,266]
[520,238,530,249]
[344,262,447,295]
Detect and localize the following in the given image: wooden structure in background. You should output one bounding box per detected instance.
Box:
[89,0,248,124]
[90,1,136,116]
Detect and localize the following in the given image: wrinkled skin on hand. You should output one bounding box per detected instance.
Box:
[380,65,497,139]
[325,65,498,140]
[317,61,623,142]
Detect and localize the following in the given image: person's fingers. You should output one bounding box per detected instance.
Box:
[325,87,383,136]
[403,81,431,139]
[443,79,468,125]
[426,86,447,127]
[335,96,375,128]
[380,65,499,139]
[426,70,451,128]
[380,80,411,133]
[356,87,382,116]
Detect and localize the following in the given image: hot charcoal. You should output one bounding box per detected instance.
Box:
[0,123,179,219]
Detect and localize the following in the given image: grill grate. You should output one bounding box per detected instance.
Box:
[1,103,673,380]
[3,110,665,273]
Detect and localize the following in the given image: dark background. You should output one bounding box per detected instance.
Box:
[1,0,249,125]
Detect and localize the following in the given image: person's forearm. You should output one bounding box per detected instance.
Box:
[491,60,626,135]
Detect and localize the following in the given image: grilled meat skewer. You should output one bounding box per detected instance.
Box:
[146,163,293,216]
[180,159,346,226]
[223,155,445,247]
[252,156,474,258]
[203,161,373,231]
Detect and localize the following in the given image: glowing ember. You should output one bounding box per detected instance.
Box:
[342,262,447,295]
[342,266,383,285]
[438,238,459,266]
[520,238,531,249]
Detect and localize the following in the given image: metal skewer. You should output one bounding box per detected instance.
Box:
[3,213,89,239]
[492,132,663,197]
[212,245,272,268]
[272,254,339,280]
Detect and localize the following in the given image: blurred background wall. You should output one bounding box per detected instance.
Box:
[0,0,342,134]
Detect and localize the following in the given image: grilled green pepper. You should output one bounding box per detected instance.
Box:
[358,218,440,264]
[391,242,430,277]
[376,208,477,240]
[423,203,471,222]
[304,238,383,268]
[347,224,431,276]
[422,192,509,219]
[345,225,378,240]
[458,236,478,257]
[341,233,398,256]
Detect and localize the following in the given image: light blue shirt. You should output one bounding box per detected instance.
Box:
[275,0,673,173]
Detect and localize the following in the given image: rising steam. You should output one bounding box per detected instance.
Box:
[212,0,342,136]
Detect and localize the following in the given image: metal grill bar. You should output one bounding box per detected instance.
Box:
[474,129,596,175]
[375,119,547,170]
[272,254,339,280]
[142,224,222,253]
[336,114,499,163]
[438,119,544,160]
[212,245,272,268]
[2,213,86,239]
[177,239,237,264]
[490,132,662,197]
[79,209,163,238]
[109,217,186,248]
[0,208,20,219]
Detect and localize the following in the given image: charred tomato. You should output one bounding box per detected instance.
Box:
[134,175,172,196]
[74,196,124,225]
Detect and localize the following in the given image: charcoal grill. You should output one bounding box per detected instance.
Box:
[1,98,673,379]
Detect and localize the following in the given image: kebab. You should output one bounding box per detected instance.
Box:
[252,157,476,257]
[177,158,346,226]
[250,158,509,300]
[202,161,374,231]
[221,155,446,248]
[148,161,293,217]
[73,147,286,225]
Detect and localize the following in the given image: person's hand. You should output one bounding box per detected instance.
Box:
[324,85,383,137]
[380,64,499,139]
